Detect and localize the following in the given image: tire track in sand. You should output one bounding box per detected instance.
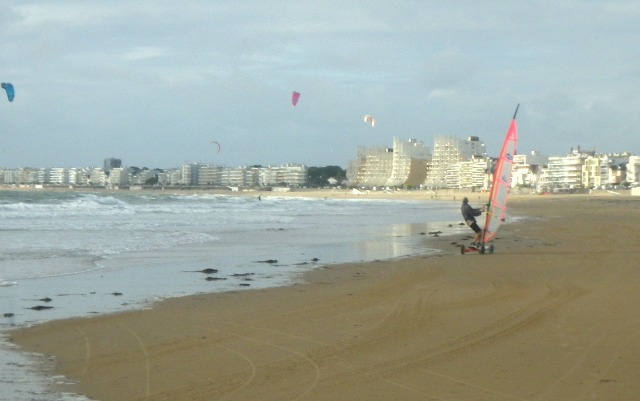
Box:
[212,343,258,401]
[339,282,581,400]
[123,325,151,399]
[204,319,450,401]
[192,321,322,401]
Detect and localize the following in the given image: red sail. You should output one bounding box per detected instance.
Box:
[482,107,518,243]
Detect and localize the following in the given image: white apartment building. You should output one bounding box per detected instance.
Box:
[385,138,430,187]
[49,168,69,185]
[512,151,548,189]
[284,164,308,187]
[88,168,107,186]
[154,171,171,187]
[35,168,49,184]
[545,149,632,190]
[135,169,162,186]
[347,138,431,188]
[69,168,90,186]
[197,165,224,186]
[547,151,587,189]
[348,146,394,187]
[2,167,92,186]
[3,168,22,184]
[167,169,182,186]
[262,164,307,187]
[220,167,246,187]
[426,135,486,188]
[107,167,130,188]
[177,163,307,188]
[457,156,490,189]
[626,156,640,186]
[180,164,199,186]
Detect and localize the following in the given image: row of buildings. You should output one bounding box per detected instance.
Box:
[347,137,640,192]
[1,160,308,189]
[2,139,639,192]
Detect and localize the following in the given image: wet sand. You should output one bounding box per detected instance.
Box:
[8,193,640,401]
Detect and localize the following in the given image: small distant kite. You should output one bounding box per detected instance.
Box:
[363,114,376,127]
[291,91,300,106]
[209,140,221,153]
[1,82,14,102]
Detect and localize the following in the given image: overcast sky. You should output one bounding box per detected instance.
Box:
[1,1,639,169]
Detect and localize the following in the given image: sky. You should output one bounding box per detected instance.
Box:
[1,1,639,169]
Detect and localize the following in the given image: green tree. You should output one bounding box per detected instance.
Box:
[307,166,346,187]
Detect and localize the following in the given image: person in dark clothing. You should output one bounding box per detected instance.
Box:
[461,197,484,247]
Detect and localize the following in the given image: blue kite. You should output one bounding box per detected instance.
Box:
[1,82,15,102]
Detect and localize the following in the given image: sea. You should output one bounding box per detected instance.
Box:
[0,189,466,400]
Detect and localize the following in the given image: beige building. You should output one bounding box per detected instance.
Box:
[386,138,430,187]
[347,138,430,188]
[348,146,394,188]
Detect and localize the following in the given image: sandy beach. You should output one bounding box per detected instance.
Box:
[7,192,640,400]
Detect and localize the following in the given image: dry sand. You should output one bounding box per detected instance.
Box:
[8,193,640,401]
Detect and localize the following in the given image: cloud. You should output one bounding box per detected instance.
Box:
[1,1,639,168]
[120,46,167,61]
[428,88,456,100]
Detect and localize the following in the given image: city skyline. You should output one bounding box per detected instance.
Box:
[3,141,638,192]
[2,2,639,169]
[0,139,636,171]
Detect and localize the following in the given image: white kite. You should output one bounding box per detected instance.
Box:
[363,114,376,127]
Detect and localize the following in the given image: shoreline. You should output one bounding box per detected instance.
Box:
[7,194,640,400]
[3,183,635,201]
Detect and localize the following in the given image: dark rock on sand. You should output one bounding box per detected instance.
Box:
[29,305,53,311]
[184,268,219,274]
[205,277,227,281]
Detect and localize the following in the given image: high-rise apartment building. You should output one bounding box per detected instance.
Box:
[348,145,394,188]
[426,135,486,188]
[386,138,431,187]
[347,138,431,188]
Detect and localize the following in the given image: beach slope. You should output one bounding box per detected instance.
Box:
[10,196,640,400]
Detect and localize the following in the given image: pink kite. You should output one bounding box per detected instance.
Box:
[291,91,300,106]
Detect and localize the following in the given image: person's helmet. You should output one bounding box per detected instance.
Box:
[462,197,469,203]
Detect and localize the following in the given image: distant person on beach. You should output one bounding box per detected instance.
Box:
[461,197,483,247]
